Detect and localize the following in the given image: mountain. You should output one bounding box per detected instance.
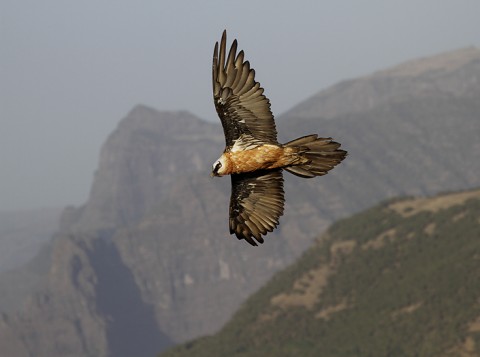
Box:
[281,46,480,120]
[1,47,479,356]
[161,188,480,357]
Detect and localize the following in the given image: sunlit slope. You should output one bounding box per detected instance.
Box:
[162,188,480,357]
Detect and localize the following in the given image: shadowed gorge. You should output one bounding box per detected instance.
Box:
[88,237,173,356]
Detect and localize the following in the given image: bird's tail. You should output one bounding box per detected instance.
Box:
[283,134,347,178]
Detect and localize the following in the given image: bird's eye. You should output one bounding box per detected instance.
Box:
[213,161,222,173]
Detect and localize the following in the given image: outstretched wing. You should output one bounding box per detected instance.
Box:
[229,169,284,246]
[213,30,278,149]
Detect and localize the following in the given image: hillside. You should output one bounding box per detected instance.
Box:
[161,188,480,357]
[0,47,479,356]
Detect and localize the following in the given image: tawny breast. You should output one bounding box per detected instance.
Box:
[226,145,300,174]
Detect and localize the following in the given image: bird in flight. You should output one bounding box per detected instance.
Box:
[211,30,347,246]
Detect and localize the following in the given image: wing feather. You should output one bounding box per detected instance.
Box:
[229,169,284,246]
[213,30,278,148]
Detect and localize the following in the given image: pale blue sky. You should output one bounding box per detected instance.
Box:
[1,0,480,210]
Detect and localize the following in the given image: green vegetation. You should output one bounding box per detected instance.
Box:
[160,190,480,357]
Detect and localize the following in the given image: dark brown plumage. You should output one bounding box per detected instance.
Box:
[229,170,284,246]
[212,31,277,147]
[211,30,347,246]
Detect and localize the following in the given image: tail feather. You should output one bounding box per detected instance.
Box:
[284,134,347,178]
[283,165,316,178]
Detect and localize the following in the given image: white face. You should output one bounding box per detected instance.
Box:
[212,156,227,176]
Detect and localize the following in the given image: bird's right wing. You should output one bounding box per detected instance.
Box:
[229,169,284,246]
[213,30,278,149]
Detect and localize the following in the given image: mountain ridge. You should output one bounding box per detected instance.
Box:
[161,187,480,357]
[280,46,480,120]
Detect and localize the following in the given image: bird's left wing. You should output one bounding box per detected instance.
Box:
[213,30,278,149]
[229,169,284,246]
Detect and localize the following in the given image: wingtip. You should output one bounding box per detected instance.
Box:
[243,235,260,246]
[221,29,227,44]
[213,41,219,58]
[242,230,266,246]
[231,225,263,247]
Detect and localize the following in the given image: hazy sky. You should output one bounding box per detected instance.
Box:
[1,0,480,211]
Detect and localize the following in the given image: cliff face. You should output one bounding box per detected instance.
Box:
[71,106,223,231]
[0,234,109,357]
[1,47,480,357]
[1,232,172,357]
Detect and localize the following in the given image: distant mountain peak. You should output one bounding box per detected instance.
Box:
[374,46,480,77]
[281,46,480,121]
[68,108,221,232]
[122,105,205,131]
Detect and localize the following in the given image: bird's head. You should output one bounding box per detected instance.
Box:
[211,155,228,177]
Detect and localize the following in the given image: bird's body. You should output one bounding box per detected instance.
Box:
[216,143,304,175]
[211,31,347,246]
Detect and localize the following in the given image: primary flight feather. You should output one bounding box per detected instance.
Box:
[211,30,347,246]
